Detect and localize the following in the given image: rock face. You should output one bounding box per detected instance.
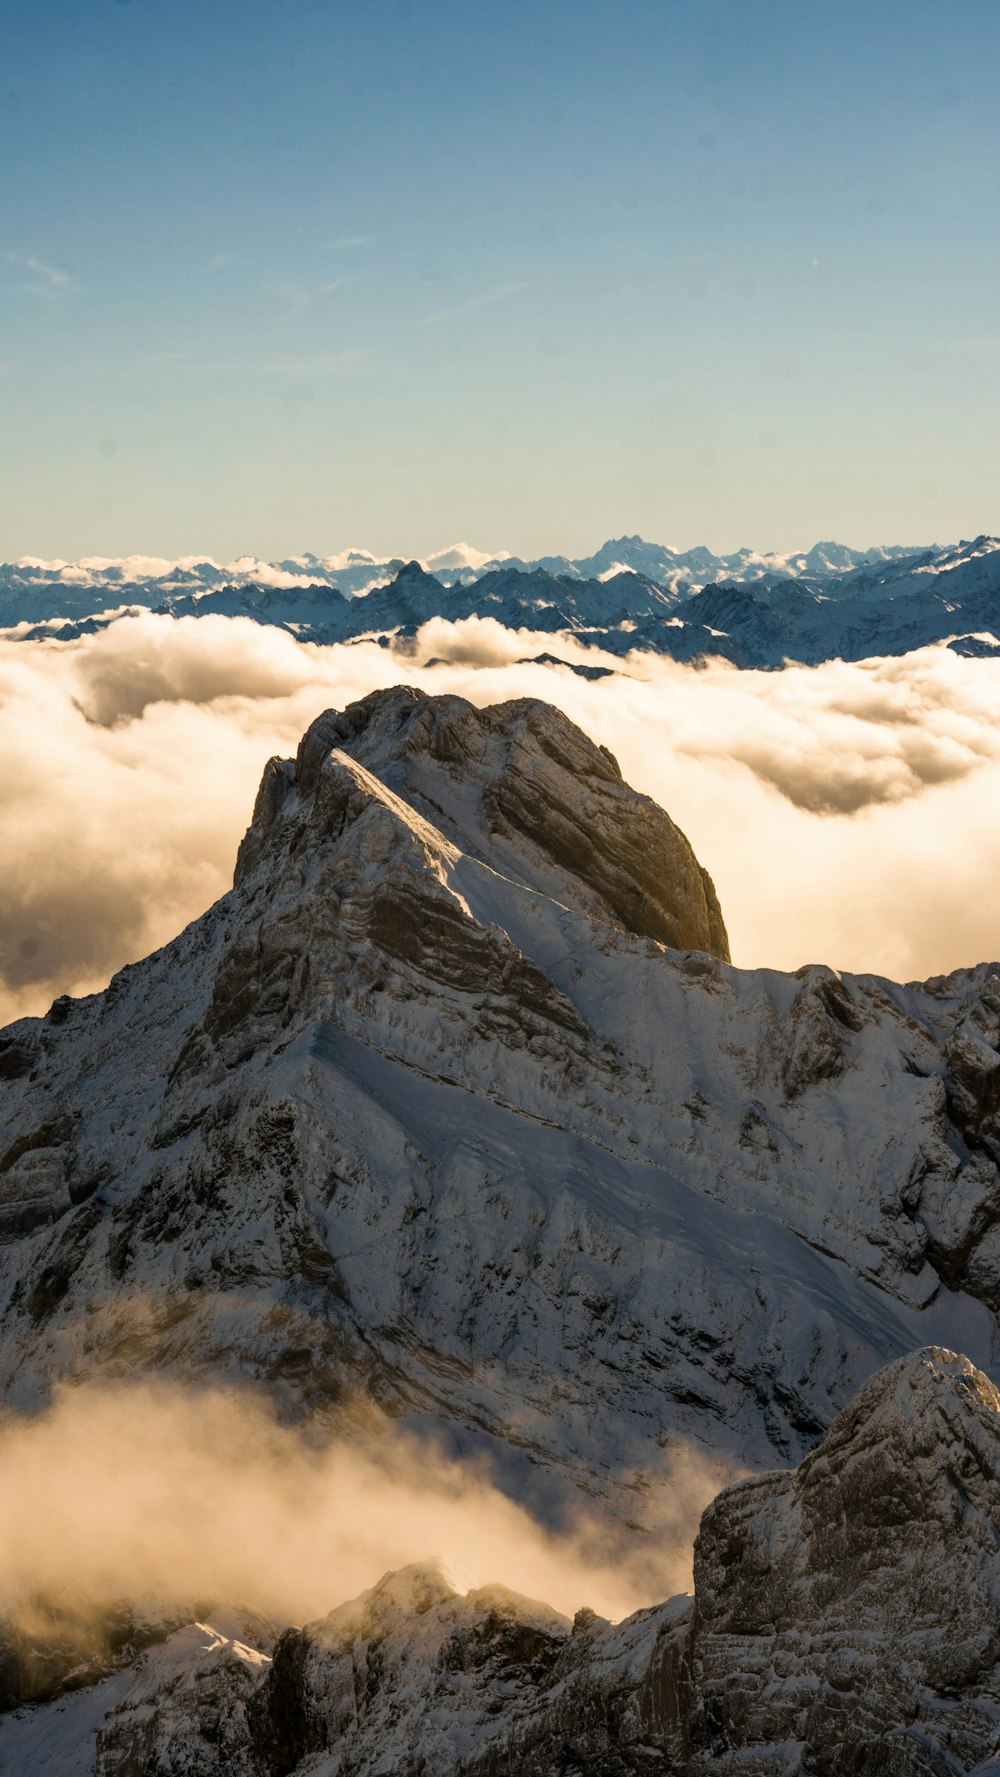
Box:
[1,689,1000,1529]
[235,687,730,957]
[688,1347,1000,1773]
[252,1564,578,1776]
[0,1599,181,1714]
[245,1351,1000,1777]
[92,1614,276,1777]
[241,1562,693,1777]
[9,1349,1000,1776]
[0,1612,278,1777]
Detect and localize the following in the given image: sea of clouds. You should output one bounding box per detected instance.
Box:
[1,609,999,1023]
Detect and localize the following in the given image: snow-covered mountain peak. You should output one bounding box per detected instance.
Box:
[339,1558,466,1622]
[952,533,1000,558]
[5,673,1000,1773]
[237,686,730,961]
[4,688,1000,1551]
[422,541,509,573]
[812,1342,1000,1460]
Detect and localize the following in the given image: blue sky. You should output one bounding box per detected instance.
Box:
[1,0,997,559]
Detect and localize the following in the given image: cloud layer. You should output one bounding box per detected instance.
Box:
[1,611,999,1023]
[0,1382,721,1627]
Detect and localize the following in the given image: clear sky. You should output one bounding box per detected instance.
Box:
[1,0,997,561]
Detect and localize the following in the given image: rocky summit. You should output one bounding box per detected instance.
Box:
[1,690,1000,1508]
[3,690,1000,1770]
[7,1348,1000,1774]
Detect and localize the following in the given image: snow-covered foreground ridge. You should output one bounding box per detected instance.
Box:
[7,1348,1000,1774]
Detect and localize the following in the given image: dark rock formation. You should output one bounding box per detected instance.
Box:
[238,687,730,960]
[687,1347,1000,1774]
[0,1598,181,1712]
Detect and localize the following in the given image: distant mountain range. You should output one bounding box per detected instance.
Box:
[4,534,1000,666]
[0,535,928,602]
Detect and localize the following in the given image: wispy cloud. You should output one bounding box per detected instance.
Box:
[276,278,345,317]
[265,348,367,378]
[141,347,367,380]
[942,335,1000,357]
[329,234,374,250]
[8,251,76,298]
[419,280,527,327]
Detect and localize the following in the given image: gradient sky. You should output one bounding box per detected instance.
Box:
[1,0,997,561]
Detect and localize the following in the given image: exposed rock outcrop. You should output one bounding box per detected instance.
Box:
[245,1356,1000,1773]
[687,1347,1000,1773]
[0,1598,179,1713]
[236,687,730,959]
[93,1614,276,1777]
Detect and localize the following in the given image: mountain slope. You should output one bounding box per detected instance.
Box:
[0,690,998,1530]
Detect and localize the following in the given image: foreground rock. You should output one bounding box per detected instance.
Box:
[7,1349,1000,1775]
[687,1346,1000,1773]
[249,1357,1000,1773]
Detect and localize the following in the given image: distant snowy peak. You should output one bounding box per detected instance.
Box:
[13,552,324,590]
[425,541,511,572]
[834,532,1000,601]
[5,535,998,667]
[1,536,936,603]
[3,542,509,600]
[528,535,935,586]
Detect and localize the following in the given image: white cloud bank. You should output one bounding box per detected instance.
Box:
[1,611,999,1023]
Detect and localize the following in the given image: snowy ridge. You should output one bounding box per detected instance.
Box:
[4,691,1000,1773]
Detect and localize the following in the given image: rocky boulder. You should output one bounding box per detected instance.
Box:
[688,1346,1000,1773]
